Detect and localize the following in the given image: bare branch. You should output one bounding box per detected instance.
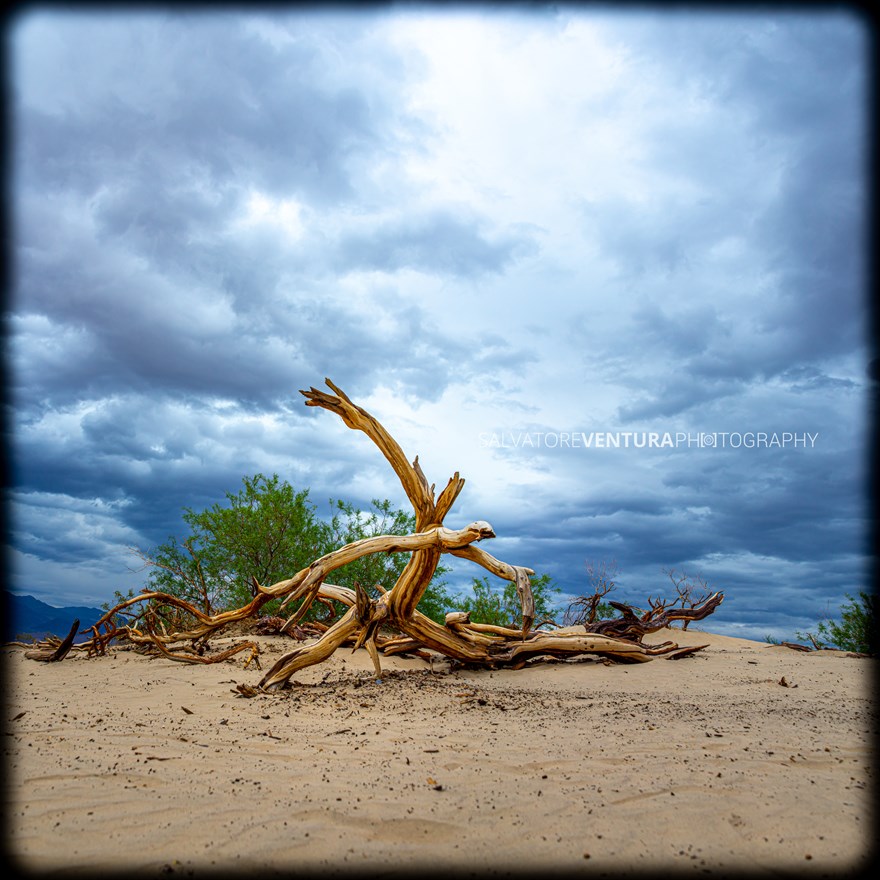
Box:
[21,380,725,689]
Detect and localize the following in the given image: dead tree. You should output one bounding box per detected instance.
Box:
[564,560,619,625]
[23,619,80,662]
[18,379,724,689]
[663,568,713,630]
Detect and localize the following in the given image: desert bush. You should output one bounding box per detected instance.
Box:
[797,591,876,654]
[126,474,454,624]
[457,573,560,628]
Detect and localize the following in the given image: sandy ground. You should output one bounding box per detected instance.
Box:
[2,627,875,877]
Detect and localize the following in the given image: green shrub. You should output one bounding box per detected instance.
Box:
[128,474,454,624]
[457,573,560,628]
[797,591,876,654]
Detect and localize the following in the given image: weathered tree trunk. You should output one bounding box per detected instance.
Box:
[18,379,724,690]
[24,619,80,662]
[251,380,722,690]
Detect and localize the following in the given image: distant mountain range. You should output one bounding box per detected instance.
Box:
[3,593,106,644]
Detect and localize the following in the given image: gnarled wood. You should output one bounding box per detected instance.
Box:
[19,379,724,689]
[24,618,80,662]
[586,592,725,642]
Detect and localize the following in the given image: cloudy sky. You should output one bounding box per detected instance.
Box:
[6,6,870,642]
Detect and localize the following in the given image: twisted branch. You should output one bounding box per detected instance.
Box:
[19,379,724,690]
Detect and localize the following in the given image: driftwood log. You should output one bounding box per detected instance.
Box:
[18,379,724,690]
[23,618,80,662]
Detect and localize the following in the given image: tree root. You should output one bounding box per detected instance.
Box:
[23,618,80,662]
[17,379,724,689]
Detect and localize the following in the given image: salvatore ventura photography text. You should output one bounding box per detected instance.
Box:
[478,431,820,450]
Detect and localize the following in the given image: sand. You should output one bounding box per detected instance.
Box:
[2,627,874,877]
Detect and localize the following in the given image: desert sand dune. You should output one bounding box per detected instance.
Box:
[2,627,873,876]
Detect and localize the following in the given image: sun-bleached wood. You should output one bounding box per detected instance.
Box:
[19,379,724,689]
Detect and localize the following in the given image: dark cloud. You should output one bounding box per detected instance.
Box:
[336,209,537,276]
[14,15,383,203]
[616,377,741,421]
[11,11,537,416]
[578,11,866,426]
[7,10,868,641]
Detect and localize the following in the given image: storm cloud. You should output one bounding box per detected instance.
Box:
[6,7,870,642]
